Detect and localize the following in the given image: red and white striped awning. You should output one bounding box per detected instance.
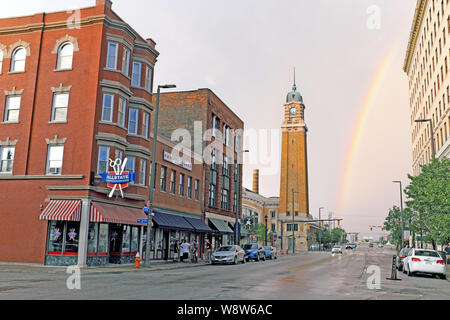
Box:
[39,200,82,221]
[90,202,147,226]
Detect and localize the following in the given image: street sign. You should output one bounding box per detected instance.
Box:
[137,218,148,224]
[318,232,322,239]
[143,207,150,214]
[273,232,277,240]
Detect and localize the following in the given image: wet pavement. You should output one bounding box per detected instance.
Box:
[0,246,448,299]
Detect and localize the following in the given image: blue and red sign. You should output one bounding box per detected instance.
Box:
[100,158,137,198]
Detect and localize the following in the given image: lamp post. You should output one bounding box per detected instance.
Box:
[144,84,176,267]
[234,149,249,245]
[291,189,299,254]
[392,180,404,250]
[415,119,435,159]
[319,206,324,250]
[264,215,268,246]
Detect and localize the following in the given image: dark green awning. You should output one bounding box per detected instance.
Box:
[208,218,234,234]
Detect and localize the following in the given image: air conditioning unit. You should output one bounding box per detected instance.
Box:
[49,167,60,174]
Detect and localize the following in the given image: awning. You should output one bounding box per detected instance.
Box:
[152,211,195,231]
[184,217,213,233]
[208,218,234,234]
[90,202,147,226]
[39,200,82,221]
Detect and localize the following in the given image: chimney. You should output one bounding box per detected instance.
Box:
[96,0,112,10]
[252,169,259,194]
[146,38,157,49]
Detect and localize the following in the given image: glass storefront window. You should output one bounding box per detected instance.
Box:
[48,221,65,254]
[98,223,109,255]
[122,225,131,254]
[131,227,139,253]
[64,221,80,255]
[87,223,98,254]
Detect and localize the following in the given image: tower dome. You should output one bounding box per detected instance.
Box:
[286,68,303,103]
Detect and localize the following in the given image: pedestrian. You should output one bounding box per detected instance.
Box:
[445,243,450,255]
[173,240,179,262]
[205,239,212,263]
[191,240,199,263]
[180,239,190,263]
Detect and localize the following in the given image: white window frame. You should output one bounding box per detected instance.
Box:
[97,145,110,174]
[125,156,136,184]
[46,145,64,175]
[4,95,21,122]
[131,61,142,87]
[56,42,74,70]
[51,92,69,122]
[102,93,114,122]
[145,65,153,92]
[106,41,119,70]
[0,146,15,173]
[122,47,130,76]
[118,97,127,128]
[142,111,149,138]
[128,107,139,135]
[139,158,146,186]
[11,47,26,72]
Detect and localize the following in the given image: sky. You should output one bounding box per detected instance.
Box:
[0,0,417,239]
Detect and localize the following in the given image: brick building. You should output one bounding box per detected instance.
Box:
[0,0,211,266]
[157,89,245,247]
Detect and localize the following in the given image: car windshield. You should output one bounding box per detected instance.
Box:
[414,250,440,257]
[243,244,257,250]
[333,246,341,248]
[217,246,234,252]
[400,249,410,255]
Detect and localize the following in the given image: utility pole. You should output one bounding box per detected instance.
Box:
[291,189,299,254]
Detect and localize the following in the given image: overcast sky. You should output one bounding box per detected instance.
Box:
[1,0,417,239]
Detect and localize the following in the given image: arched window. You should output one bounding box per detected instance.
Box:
[56,42,74,70]
[10,47,26,72]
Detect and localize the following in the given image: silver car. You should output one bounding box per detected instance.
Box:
[211,245,246,265]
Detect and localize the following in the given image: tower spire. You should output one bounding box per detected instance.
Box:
[293,67,296,91]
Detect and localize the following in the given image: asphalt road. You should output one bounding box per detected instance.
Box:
[0,246,449,300]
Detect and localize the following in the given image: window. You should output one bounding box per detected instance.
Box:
[179,173,185,196]
[0,50,3,73]
[131,61,142,87]
[87,222,98,255]
[102,93,114,122]
[295,211,299,216]
[4,96,21,122]
[97,146,110,174]
[97,223,109,255]
[46,145,64,175]
[221,189,229,210]
[128,108,138,134]
[209,184,216,206]
[122,47,130,76]
[170,170,176,194]
[10,47,26,72]
[118,97,127,127]
[287,224,298,232]
[0,147,14,173]
[160,166,167,191]
[142,112,150,138]
[125,156,136,184]
[187,176,192,199]
[139,158,147,186]
[286,211,290,217]
[51,93,69,121]
[122,225,131,254]
[106,41,118,69]
[194,179,199,200]
[115,148,124,162]
[271,224,275,232]
[271,211,276,218]
[57,42,74,70]
[145,66,153,92]
[233,192,237,213]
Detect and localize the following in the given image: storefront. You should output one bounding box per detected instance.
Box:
[144,209,213,261]
[207,218,234,249]
[40,200,147,266]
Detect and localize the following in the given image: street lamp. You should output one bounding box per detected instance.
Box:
[319,207,324,251]
[234,149,249,245]
[291,189,299,254]
[145,84,176,267]
[392,180,404,250]
[415,119,435,159]
[264,215,268,246]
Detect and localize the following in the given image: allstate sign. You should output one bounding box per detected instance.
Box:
[100,158,137,198]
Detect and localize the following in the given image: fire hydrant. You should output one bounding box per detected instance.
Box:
[134,252,142,269]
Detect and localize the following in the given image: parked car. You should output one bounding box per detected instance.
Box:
[331,245,343,254]
[242,243,265,261]
[345,243,356,249]
[378,243,384,248]
[264,246,274,259]
[396,247,411,271]
[369,243,374,248]
[211,245,246,265]
[271,246,278,259]
[403,248,447,279]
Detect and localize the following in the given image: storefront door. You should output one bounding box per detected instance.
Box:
[109,224,123,263]
[163,230,169,260]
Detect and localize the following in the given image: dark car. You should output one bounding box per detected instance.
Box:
[264,246,273,259]
[242,243,265,262]
[396,247,411,271]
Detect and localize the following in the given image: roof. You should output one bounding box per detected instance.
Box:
[403,0,428,73]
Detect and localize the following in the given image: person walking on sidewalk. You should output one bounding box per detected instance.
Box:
[173,240,180,262]
[191,240,199,263]
[180,239,190,263]
[205,239,212,263]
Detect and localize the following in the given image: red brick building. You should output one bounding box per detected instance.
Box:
[157,89,245,248]
[0,0,211,266]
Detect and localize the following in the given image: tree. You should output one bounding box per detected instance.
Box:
[405,158,450,248]
[250,223,272,244]
[384,206,403,250]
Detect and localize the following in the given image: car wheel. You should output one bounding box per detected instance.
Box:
[234,257,238,265]
[440,274,447,280]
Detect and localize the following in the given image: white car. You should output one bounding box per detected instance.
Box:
[331,245,343,254]
[211,245,246,265]
[403,248,447,279]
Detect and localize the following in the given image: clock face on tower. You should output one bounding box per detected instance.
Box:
[289,107,297,115]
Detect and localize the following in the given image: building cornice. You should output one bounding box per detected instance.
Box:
[403,0,428,73]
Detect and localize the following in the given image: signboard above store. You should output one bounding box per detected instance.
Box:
[163,150,192,171]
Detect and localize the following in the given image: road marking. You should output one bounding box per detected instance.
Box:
[288,255,339,273]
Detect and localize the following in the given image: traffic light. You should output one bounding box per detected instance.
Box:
[381,225,385,231]
[370,225,373,231]
[337,220,340,226]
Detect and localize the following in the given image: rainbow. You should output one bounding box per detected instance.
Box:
[338,43,400,213]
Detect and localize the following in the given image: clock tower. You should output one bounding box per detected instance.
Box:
[279,75,310,251]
